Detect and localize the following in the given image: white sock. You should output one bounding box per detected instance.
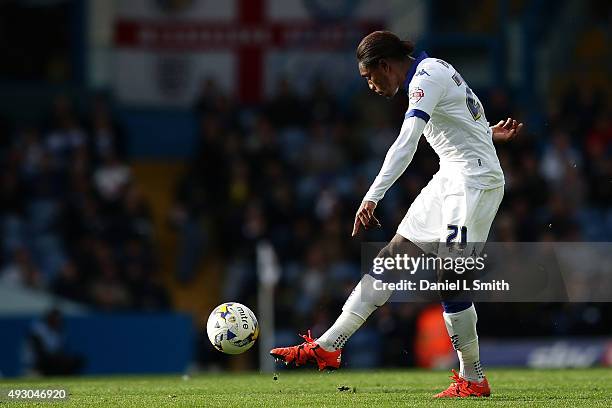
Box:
[443,304,485,382]
[317,274,392,351]
[457,340,484,382]
[317,310,364,351]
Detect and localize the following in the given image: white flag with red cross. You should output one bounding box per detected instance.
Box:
[113,0,388,107]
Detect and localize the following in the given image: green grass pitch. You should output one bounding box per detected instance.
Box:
[1,368,611,407]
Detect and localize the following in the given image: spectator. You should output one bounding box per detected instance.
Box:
[0,93,168,311]
[26,309,84,376]
[93,153,131,204]
[0,247,43,289]
[540,131,582,185]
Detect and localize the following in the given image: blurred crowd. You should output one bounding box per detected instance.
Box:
[0,95,169,311]
[179,77,612,367]
[1,73,611,367]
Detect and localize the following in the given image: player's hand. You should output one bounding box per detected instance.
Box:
[491,117,524,143]
[352,200,381,237]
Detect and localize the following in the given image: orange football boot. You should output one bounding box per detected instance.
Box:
[270,330,342,370]
[434,369,491,398]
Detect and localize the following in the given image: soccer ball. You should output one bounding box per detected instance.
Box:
[206,302,259,354]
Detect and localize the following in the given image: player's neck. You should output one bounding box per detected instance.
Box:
[399,57,414,85]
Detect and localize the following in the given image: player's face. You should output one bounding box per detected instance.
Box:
[359,61,398,98]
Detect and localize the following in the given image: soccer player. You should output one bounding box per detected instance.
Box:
[270,31,523,398]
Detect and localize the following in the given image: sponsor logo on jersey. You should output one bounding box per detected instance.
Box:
[415,69,430,77]
[409,87,425,103]
[452,72,463,86]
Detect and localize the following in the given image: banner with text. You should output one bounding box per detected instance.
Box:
[113,0,388,106]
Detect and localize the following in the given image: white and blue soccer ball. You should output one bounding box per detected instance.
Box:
[206,302,259,355]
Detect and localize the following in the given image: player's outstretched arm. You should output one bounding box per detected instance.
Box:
[361,116,426,202]
[353,60,445,237]
[491,117,524,143]
[353,116,427,237]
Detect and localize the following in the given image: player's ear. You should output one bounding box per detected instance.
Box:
[378,58,390,73]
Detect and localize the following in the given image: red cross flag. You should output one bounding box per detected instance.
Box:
[113,0,386,106]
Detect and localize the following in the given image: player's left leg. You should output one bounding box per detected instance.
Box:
[316,234,422,351]
[270,234,423,370]
[434,184,503,398]
[271,174,445,370]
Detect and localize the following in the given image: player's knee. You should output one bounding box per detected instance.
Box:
[368,243,394,277]
[437,264,474,304]
[370,241,402,277]
[375,243,393,260]
[368,238,422,279]
[376,238,419,259]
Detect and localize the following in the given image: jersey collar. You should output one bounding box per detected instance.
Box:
[403,51,429,92]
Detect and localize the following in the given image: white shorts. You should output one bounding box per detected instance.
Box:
[397,170,504,255]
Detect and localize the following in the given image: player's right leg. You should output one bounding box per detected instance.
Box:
[270,234,422,370]
[394,171,496,397]
[434,183,503,398]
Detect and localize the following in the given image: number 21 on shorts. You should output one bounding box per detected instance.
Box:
[447,224,467,248]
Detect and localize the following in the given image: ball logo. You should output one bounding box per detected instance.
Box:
[237,306,250,329]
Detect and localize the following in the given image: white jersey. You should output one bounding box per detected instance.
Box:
[363,52,504,204]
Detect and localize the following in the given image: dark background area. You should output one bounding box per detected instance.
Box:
[0,0,610,374]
